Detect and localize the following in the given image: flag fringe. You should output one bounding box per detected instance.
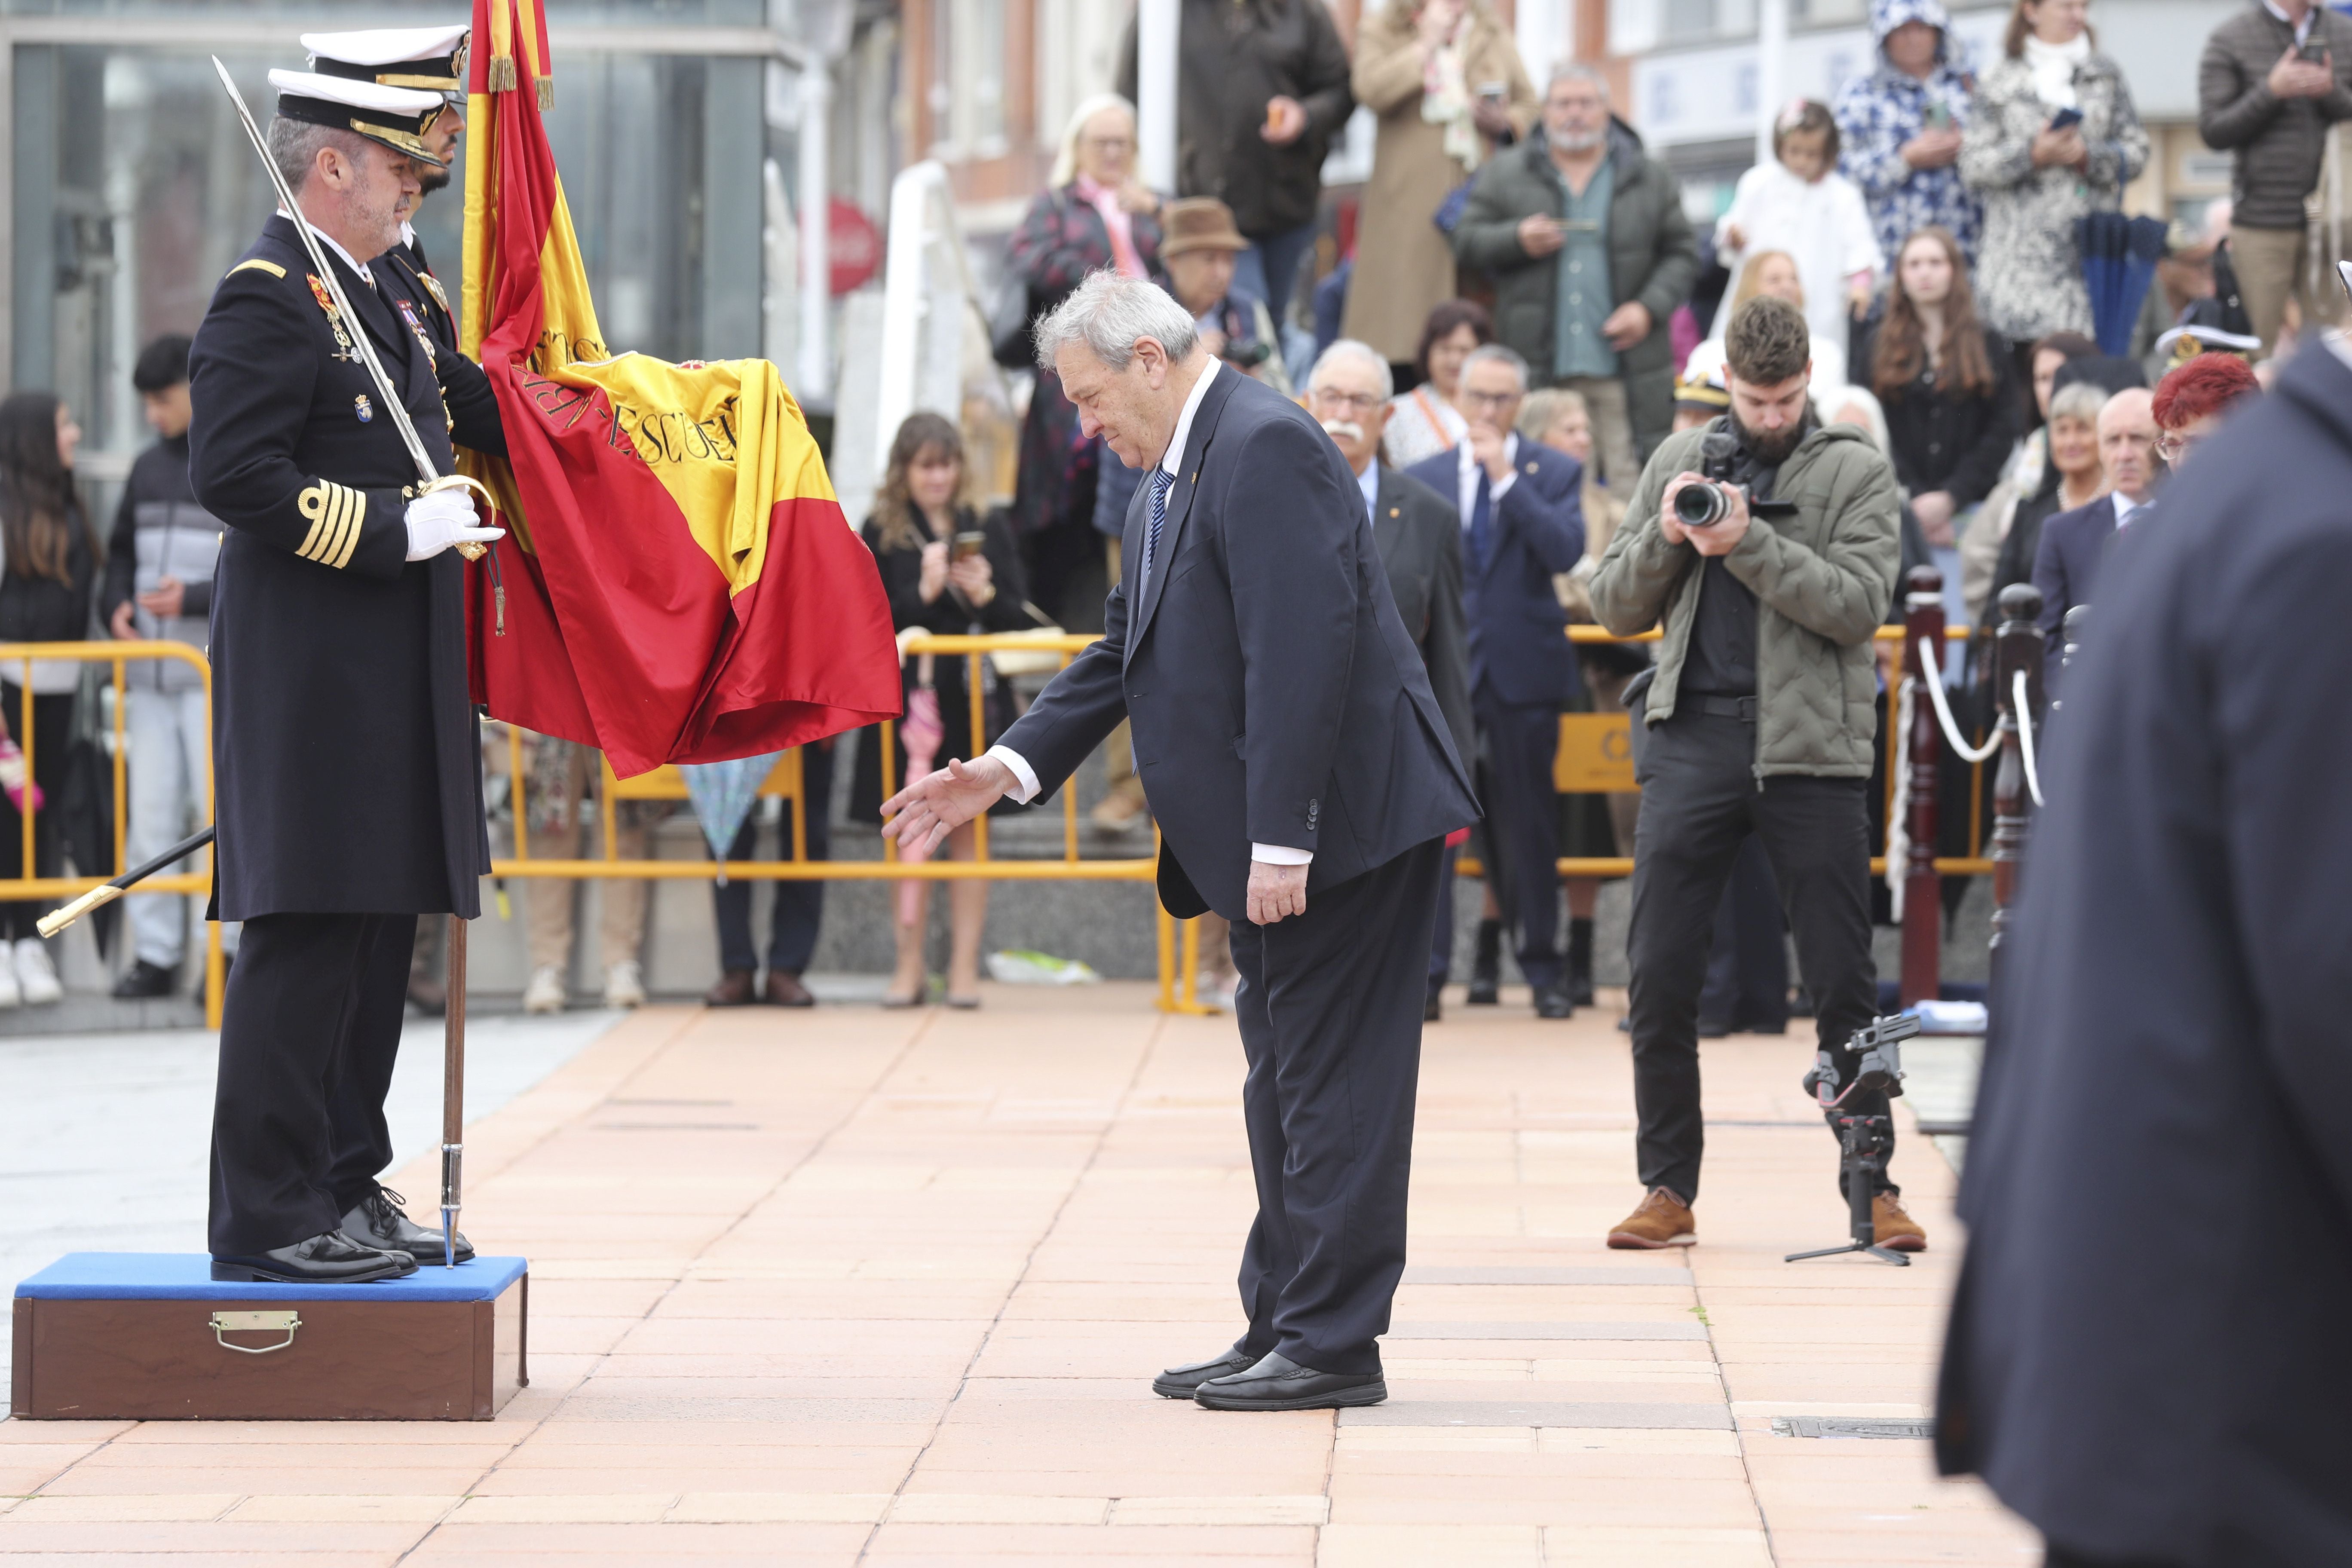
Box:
[488,54,516,91]
[537,76,553,110]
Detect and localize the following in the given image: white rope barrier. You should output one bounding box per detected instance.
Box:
[1885,677,1914,922]
[1914,638,2001,764]
[2014,669,2044,808]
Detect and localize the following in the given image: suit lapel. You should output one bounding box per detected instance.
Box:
[1131,368,1236,649]
[1373,466,1403,561]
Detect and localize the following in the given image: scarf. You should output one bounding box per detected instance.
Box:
[1420,29,1483,174]
[2022,31,2089,110]
[1073,175,1148,281]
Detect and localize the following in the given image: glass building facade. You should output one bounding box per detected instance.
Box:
[3,0,791,499]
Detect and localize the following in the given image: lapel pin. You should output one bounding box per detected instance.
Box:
[1524,460,1537,473]
[355,394,373,423]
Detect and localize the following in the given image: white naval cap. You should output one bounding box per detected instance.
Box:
[268,69,450,167]
[303,24,470,100]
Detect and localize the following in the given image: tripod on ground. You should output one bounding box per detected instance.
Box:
[1786,1014,1921,1268]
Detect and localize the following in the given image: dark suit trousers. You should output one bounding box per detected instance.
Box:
[210,911,416,1253]
[1473,682,1564,990]
[1228,837,1444,1376]
[715,742,832,974]
[1625,710,1881,1204]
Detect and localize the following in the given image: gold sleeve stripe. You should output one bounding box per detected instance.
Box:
[228,258,286,279]
[294,481,368,568]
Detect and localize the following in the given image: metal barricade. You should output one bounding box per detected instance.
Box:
[0,641,226,1027]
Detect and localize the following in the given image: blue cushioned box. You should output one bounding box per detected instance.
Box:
[11,1253,528,1421]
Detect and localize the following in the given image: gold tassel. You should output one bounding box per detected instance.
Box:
[536,76,553,110]
[488,55,516,92]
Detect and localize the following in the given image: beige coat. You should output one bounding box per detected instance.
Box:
[1340,2,1536,364]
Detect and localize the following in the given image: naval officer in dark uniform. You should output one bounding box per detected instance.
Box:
[190,67,505,1283]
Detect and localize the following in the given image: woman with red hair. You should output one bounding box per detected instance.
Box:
[2151,352,2260,470]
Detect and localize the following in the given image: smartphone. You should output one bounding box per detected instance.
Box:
[1923,101,1951,132]
[2047,106,2083,132]
[1477,81,1508,101]
[952,531,987,561]
[2301,39,2330,63]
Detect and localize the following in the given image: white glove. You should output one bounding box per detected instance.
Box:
[404,488,505,561]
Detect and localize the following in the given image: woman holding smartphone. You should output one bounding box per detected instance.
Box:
[858,413,1032,1008]
[1960,0,2147,372]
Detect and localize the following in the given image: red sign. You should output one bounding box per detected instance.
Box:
[827,198,880,296]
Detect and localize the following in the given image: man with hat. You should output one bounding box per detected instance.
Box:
[1160,198,1292,393]
[189,62,507,1283]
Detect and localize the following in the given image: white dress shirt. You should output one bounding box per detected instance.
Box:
[982,361,1311,865]
[1457,432,1519,527]
[281,209,375,287]
[1356,458,1380,526]
[2111,489,2148,532]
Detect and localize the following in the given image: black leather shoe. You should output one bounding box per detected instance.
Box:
[341,1186,474,1264]
[1465,974,1500,1005]
[1534,984,1575,1019]
[111,959,176,999]
[1424,993,1442,1023]
[1152,1346,1258,1399]
[1194,1351,1387,1411]
[211,1229,416,1283]
[1569,972,1596,1008]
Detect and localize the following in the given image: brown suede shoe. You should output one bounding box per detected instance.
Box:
[1872,1192,1927,1252]
[704,968,756,1007]
[764,970,815,1008]
[1607,1187,1697,1250]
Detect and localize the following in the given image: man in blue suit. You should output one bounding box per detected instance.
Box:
[886,271,1477,1412]
[2032,386,2159,669]
[1407,345,1586,1017]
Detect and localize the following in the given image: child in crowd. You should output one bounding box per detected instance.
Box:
[1714,99,1880,367]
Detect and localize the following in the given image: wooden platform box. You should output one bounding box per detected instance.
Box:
[10,1253,527,1421]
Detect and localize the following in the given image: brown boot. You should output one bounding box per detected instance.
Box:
[764,970,815,1008]
[1607,1187,1697,1250]
[1871,1192,1927,1252]
[704,968,756,1007]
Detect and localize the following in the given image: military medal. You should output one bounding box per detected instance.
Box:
[395,299,437,368]
[306,273,359,363]
[355,394,373,423]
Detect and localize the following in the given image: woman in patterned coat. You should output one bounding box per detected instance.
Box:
[1004,95,1164,628]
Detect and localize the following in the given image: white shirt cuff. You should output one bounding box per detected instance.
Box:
[1252,843,1313,865]
[1488,469,1517,505]
[984,744,1040,804]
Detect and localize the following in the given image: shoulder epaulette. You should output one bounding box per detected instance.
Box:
[228,258,286,279]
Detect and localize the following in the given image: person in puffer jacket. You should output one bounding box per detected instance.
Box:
[101,334,235,999]
[1833,0,1984,271]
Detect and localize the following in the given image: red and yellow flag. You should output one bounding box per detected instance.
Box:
[457,0,899,777]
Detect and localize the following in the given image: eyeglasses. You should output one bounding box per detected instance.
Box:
[1309,388,1384,414]
[1459,389,1522,411]
[2154,432,2198,463]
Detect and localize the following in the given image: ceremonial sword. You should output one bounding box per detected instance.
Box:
[214,57,484,1266]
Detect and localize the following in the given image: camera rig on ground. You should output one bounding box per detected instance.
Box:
[1786,1012,1923,1268]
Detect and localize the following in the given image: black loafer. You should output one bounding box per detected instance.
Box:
[1151,1346,1258,1399]
[211,1228,416,1283]
[1194,1351,1387,1411]
[1534,984,1575,1019]
[111,959,177,999]
[340,1185,474,1265]
[1465,974,1500,1006]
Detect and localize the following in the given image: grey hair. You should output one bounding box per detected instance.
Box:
[1461,343,1529,390]
[2048,380,2107,426]
[1821,383,1892,457]
[1516,385,1589,441]
[1032,268,1200,373]
[266,117,374,194]
[1308,338,1393,401]
[1547,62,1611,103]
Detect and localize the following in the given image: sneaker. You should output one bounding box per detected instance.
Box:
[603,960,646,1010]
[521,964,567,1015]
[1606,1186,1697,1250]
[15,938,61,1006]
[112,958,178,999]
[1871,1192,1927,1252]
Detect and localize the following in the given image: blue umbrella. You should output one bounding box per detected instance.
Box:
[2078,212,2170,356]
[677,753,782,883]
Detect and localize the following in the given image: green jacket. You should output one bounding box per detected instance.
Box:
[1589,420,1902,779]
[1452,126,1698,465]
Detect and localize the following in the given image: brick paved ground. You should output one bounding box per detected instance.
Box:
[0,984,2037,1565]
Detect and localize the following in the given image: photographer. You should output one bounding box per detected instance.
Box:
[1158,198,1292,394]
[1589,295,1905,1251]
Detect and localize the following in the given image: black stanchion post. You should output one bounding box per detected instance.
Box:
[1899,565,1944,1008]
[1988,582,2044,977]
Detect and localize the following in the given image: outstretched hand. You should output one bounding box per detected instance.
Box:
[882,754,1015,857]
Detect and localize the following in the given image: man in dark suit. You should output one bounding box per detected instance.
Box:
[2032,386,2158,665]
[1936,326,2352,1568]
[1302,340,1475,1021]
[885,271,1476,1412]
[189,69,505,1283]
[1405,346,1586,1017]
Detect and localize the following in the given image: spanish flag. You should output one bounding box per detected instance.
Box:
[457,0,899,778]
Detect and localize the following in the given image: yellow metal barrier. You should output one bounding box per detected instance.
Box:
[0,642,226,1028]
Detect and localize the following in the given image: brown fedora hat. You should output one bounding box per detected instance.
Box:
[1160,197,1250,258]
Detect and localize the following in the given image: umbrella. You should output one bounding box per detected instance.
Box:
[2078,212,2170,356]
[895,677,944,927]
[678,753,783,884]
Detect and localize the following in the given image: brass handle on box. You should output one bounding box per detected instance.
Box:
[210,1310,302,1354]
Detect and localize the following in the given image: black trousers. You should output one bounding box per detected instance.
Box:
[2043,1551,2185,1568]
[209,911,416,1254]
[1227,837,1444,1377]
[1697,835,1789,1032]
[1473,684,1563,991]
[1625,708,1881,1204]
[0,685,72,940]
[715,741,832,974]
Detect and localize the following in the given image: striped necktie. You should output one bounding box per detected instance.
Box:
[1141,467,1175,596]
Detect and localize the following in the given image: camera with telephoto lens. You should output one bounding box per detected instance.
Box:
[1672,430,1745,530]
[1221,337,1272,370]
